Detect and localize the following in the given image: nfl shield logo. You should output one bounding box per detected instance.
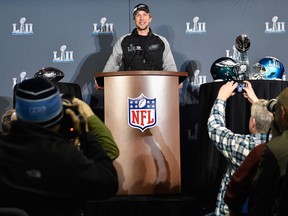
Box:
[128,93,157,132]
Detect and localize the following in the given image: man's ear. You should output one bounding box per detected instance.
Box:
[251,117,257,129]
[250,117,257,133]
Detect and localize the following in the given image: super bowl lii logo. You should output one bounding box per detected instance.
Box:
[12,17,34,35]
[226,45,240,61]
[185,16,207,34]
[53,45,74,63]
[12,71,29,89]
[92,17,114,35]
[265,16,286,33]
[128,93,157,132]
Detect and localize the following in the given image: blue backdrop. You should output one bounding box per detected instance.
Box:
[1,0,287,128]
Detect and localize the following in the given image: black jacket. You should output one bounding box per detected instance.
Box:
[250,122,288,216]
[0,121,118,216]
[103,28,177,72]
[121,28,165,71]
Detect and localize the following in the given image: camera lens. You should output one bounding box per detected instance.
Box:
[267,99,277,113]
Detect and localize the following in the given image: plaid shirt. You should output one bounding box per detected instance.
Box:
[207,99,269,216]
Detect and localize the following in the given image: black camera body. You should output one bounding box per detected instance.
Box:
[59,94,85,140]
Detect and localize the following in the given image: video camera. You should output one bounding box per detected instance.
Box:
[59,94,86,140]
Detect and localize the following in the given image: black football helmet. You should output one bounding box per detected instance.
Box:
[210,57,239,81]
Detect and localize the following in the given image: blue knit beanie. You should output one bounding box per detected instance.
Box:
[15,77,63,127]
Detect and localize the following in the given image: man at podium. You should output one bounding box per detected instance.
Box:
[102,3,177,73]
[93,3,179,118]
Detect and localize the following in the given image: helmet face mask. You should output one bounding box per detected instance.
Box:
[210,57,239,81]
[252,56,285,80]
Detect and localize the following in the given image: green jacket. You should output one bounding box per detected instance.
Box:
[87,115,119,161]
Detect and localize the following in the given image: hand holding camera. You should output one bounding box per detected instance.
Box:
[59,95,87,140]
[234,82,246,93]
[218,80,259,104]
[242,80,259,104]
[64,108,86,135]
[72,97,95,119]
[217,81,238,101]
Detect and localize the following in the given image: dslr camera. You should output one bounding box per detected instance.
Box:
[59,94,86,140]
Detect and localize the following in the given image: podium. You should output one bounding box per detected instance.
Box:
[95,71,187,195]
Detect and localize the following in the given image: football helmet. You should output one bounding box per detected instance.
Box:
[210,57,239,81]
[252,56,285,80]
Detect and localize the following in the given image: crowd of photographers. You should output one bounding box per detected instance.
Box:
[2,76,288,216]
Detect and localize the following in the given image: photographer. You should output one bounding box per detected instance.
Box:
[0,77,118,216]
[207,80,273,216]
[248,87,288,215]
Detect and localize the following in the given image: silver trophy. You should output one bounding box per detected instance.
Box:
[235,34,250,53]
[235,34,251,80]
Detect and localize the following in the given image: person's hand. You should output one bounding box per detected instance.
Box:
[95,79,104,90]
[242,80,259,104]
[217,81,238,101]
[72,98,94,119]
[64,98,94,135]
[64,107,86,135]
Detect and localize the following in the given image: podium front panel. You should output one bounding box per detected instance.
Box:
[104,74,181,195]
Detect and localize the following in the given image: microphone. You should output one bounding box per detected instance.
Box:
[127,46,142,71]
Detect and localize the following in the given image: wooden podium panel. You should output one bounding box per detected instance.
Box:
[96,71,187,195]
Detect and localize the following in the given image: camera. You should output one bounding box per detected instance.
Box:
[267,98,277,113]
[59,94,86,140]
[234,82,247,93]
